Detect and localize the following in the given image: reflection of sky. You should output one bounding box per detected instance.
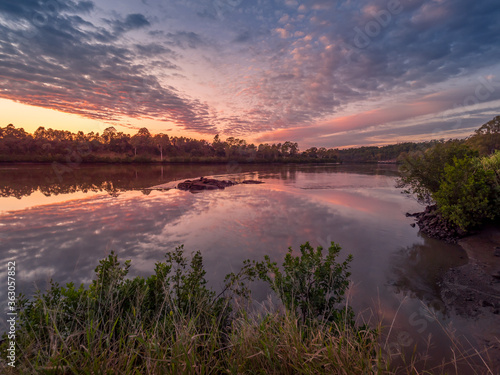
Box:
[0,191,101,213]
[0,166,474,364]
[0,170,423,305]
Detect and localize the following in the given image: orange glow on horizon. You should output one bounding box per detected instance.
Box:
[0,98,208,139]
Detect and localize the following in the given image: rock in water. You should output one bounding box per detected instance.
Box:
[176,177,263,192]
[241,180,264,184]
[411,205,467,243]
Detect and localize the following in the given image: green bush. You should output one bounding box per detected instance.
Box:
[248,242,354,325]
[6,243,356,371]
[398,141,500,232]
[434,155,499,230]
[481,150,500,186]
[3,244,494,373]
[11,247,231,373]
[397,142,476,203]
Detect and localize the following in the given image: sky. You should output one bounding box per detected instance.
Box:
[0,0,499,148]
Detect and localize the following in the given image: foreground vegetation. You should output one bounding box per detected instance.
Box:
[398,116,500,232]
[2,244,494,374]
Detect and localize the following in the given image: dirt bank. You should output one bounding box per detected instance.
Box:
[439,225,500,370]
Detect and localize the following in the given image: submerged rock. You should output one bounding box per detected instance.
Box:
[241,180,264,184]
[177,177,263,192]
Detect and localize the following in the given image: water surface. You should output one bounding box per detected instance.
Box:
[0,163,471,367]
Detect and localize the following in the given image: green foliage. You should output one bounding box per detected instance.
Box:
[3,244,494,374]
[399,139,500,231]
[6,243,355,370]
[466,115,500,156]
[397,141,476,203]
[249,242,353,325]
[338,141,438,163]
[10,247,231,373]
[434,156,499,230]
[481,150,500,186]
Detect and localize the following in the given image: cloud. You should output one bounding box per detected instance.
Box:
[0,0,94,17]
[217,0,500,139]
[110,13,150,34]
[274,27,289,38]
[165,31,207,49]
[233,30,251,43]
[0,0,499,144]
[135,43,176,58]
[254,81,500,147]
[0,1,218,133]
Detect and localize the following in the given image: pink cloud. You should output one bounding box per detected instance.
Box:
[254,85,486,144]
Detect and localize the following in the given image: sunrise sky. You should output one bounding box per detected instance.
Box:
[0,0,499,148]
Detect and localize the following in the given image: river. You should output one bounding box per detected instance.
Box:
[0,162,478,369]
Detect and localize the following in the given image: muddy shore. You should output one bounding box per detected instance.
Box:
[439,225,500,370]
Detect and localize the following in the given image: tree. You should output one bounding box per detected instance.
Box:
[433,155,498,230]
[280,141,299,157]
[0,124,32,154]
[304,147,318,158]
[101,126,117,144]
[154,134,170,161]
[130,128,153,156]
[397,141,476,203]
[467,116,500,156]
[481,150,500,186]
[211,134,226,157]
[34,126,47,139]
[257,143,272,160]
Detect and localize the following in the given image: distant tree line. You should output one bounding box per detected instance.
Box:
[1,116,499,164]
[337,141,440,163]
[0,125,338,163]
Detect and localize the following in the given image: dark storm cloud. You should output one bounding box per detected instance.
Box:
[0,0,218,133]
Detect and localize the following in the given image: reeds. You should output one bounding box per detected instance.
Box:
[1,248,495,374]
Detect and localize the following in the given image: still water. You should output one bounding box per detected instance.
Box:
[0,163,472,366]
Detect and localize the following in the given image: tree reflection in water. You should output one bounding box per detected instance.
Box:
[389,235,467,316]
[0,163,399,198]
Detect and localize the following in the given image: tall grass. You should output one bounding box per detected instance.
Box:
[1,245,495,374]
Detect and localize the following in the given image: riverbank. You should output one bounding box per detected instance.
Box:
[440,225,500,369]
[407,205,467,243]
[0,155,341,164]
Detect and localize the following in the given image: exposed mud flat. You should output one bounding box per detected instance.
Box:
[439,225,500,370]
